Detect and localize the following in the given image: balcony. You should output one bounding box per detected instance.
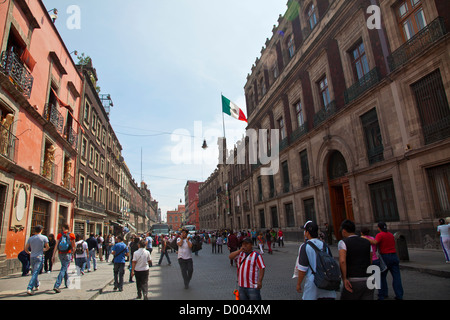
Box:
[64,126,78,150]
[41,163,58,183]
[44,103,64,134]
[291,121,308,143]
[78,195,105,214]
[0,48,34,98]
[313,100,336,128]
[388,17,447,72]
[0,122,18,162]
[344,67,380,104]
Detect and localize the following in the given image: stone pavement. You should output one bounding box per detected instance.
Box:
[0,241,449,300]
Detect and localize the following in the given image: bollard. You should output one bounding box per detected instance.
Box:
[394,232,409,261]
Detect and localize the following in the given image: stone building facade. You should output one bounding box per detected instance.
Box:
[199,0,450,248]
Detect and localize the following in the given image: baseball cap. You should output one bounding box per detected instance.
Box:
[301,220,318,234]
[378,222,388,232]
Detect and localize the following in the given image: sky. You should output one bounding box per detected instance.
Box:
[43,0,289,220]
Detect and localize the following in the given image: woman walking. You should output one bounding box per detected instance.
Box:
[131,240,152,300]
[437,218,450,263]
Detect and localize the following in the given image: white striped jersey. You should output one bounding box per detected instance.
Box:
[237,251,266,289]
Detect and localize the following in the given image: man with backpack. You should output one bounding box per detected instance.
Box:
[111,235,129,292]
[296,221,339,300]
[53,224,76,293]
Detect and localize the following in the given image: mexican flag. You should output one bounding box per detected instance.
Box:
[222,95,247,123]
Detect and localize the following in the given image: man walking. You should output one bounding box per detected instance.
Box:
[158,236,171,266]
[111,235,129,292]
[53,223,76,293]
[25,225,49,295]
[338,219,374,300]
[296,221,337,300]
[229,238,266,300]
[131,239,152,300]
[363,222,404,300]
[85,233,98,272]
[177,228,193,289]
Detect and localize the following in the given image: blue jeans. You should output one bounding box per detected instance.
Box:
[379,253,404,300]
[239,287,262,300]
[27,255,43,290]
[54,253,71,289]
[87,249,97,271]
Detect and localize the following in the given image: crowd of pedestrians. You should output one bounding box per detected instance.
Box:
[19,216,450,300]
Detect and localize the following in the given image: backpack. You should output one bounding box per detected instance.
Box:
[58,233,71,252]
[168,237,179,251]
[192,237,202,253]
[306,240,341,291]
[75,241,85,255]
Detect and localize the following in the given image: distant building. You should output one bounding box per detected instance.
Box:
[167,205,185,231]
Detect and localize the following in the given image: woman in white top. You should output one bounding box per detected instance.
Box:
[437,217,450,263]
[131,240,152,300]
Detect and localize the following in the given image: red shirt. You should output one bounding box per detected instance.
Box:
[57,232,76,253]
[375,231,396,254]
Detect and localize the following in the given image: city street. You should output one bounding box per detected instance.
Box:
[1,241,449,301]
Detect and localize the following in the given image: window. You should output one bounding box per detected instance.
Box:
[270,206,279,228]
[81,137,87,159]
[260,78,266,97]
[318,76,331,108]
[303,198,316,223]
[257,176,263,201]
[269,175,275,198]
[397,0,427,41]
[300,150,310,187]
[288,35,295,58]
[278,118,286,140]
[259,209,266,228]
[285,203,295,227]
[272,64,279,80]
[79,176,85,197]
[426,163,450,218]
[369,179,400,222]
[295,101,304,127]
[307,3,318,30]
[84,100,90,123]
[351,42,370,81]
[282,160,290,193]
[411,69,450,144]
[361,108,384,164]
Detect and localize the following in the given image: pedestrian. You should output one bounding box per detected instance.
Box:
[216,234,223,254]
[437,218,450,263]
[227,231,239,266]
[338,220,374,300]
[129,235,140,282]
[363,222,404,300]
[251,228,257,246]
[74,234,89,276]
[111,235,129,291]
[177,228,194,289]
[265,230,273,254]
[25,225,49,295]
[131,239,152,300]
[278,228,284,247]
[295,221,337,300]
[145,232,153,266]
[158,236,172,266]
[85,233,98,272]
[44,233,56,273]
[229,238,266,300]
[18,249,30,276]
[210,233,217,254]
[97,233,104,261]
[53,223,76,294]
[257,232,265,254]
[324,222,332,245]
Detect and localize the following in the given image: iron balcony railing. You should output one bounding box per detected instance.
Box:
[291,121,309,143]
[0,48,34,98]
[313,100,336,128]
[0,122,18,162]
[344,67,380,104]
[44,103,64,134]
[64,125,78,150]
[41,163,58,183]
[388,17,447,72]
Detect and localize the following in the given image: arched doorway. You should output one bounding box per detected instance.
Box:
[327,151,354,240]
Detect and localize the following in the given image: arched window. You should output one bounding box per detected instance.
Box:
[328,151,348,180]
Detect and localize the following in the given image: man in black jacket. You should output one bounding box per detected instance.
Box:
[85,233,98,272]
